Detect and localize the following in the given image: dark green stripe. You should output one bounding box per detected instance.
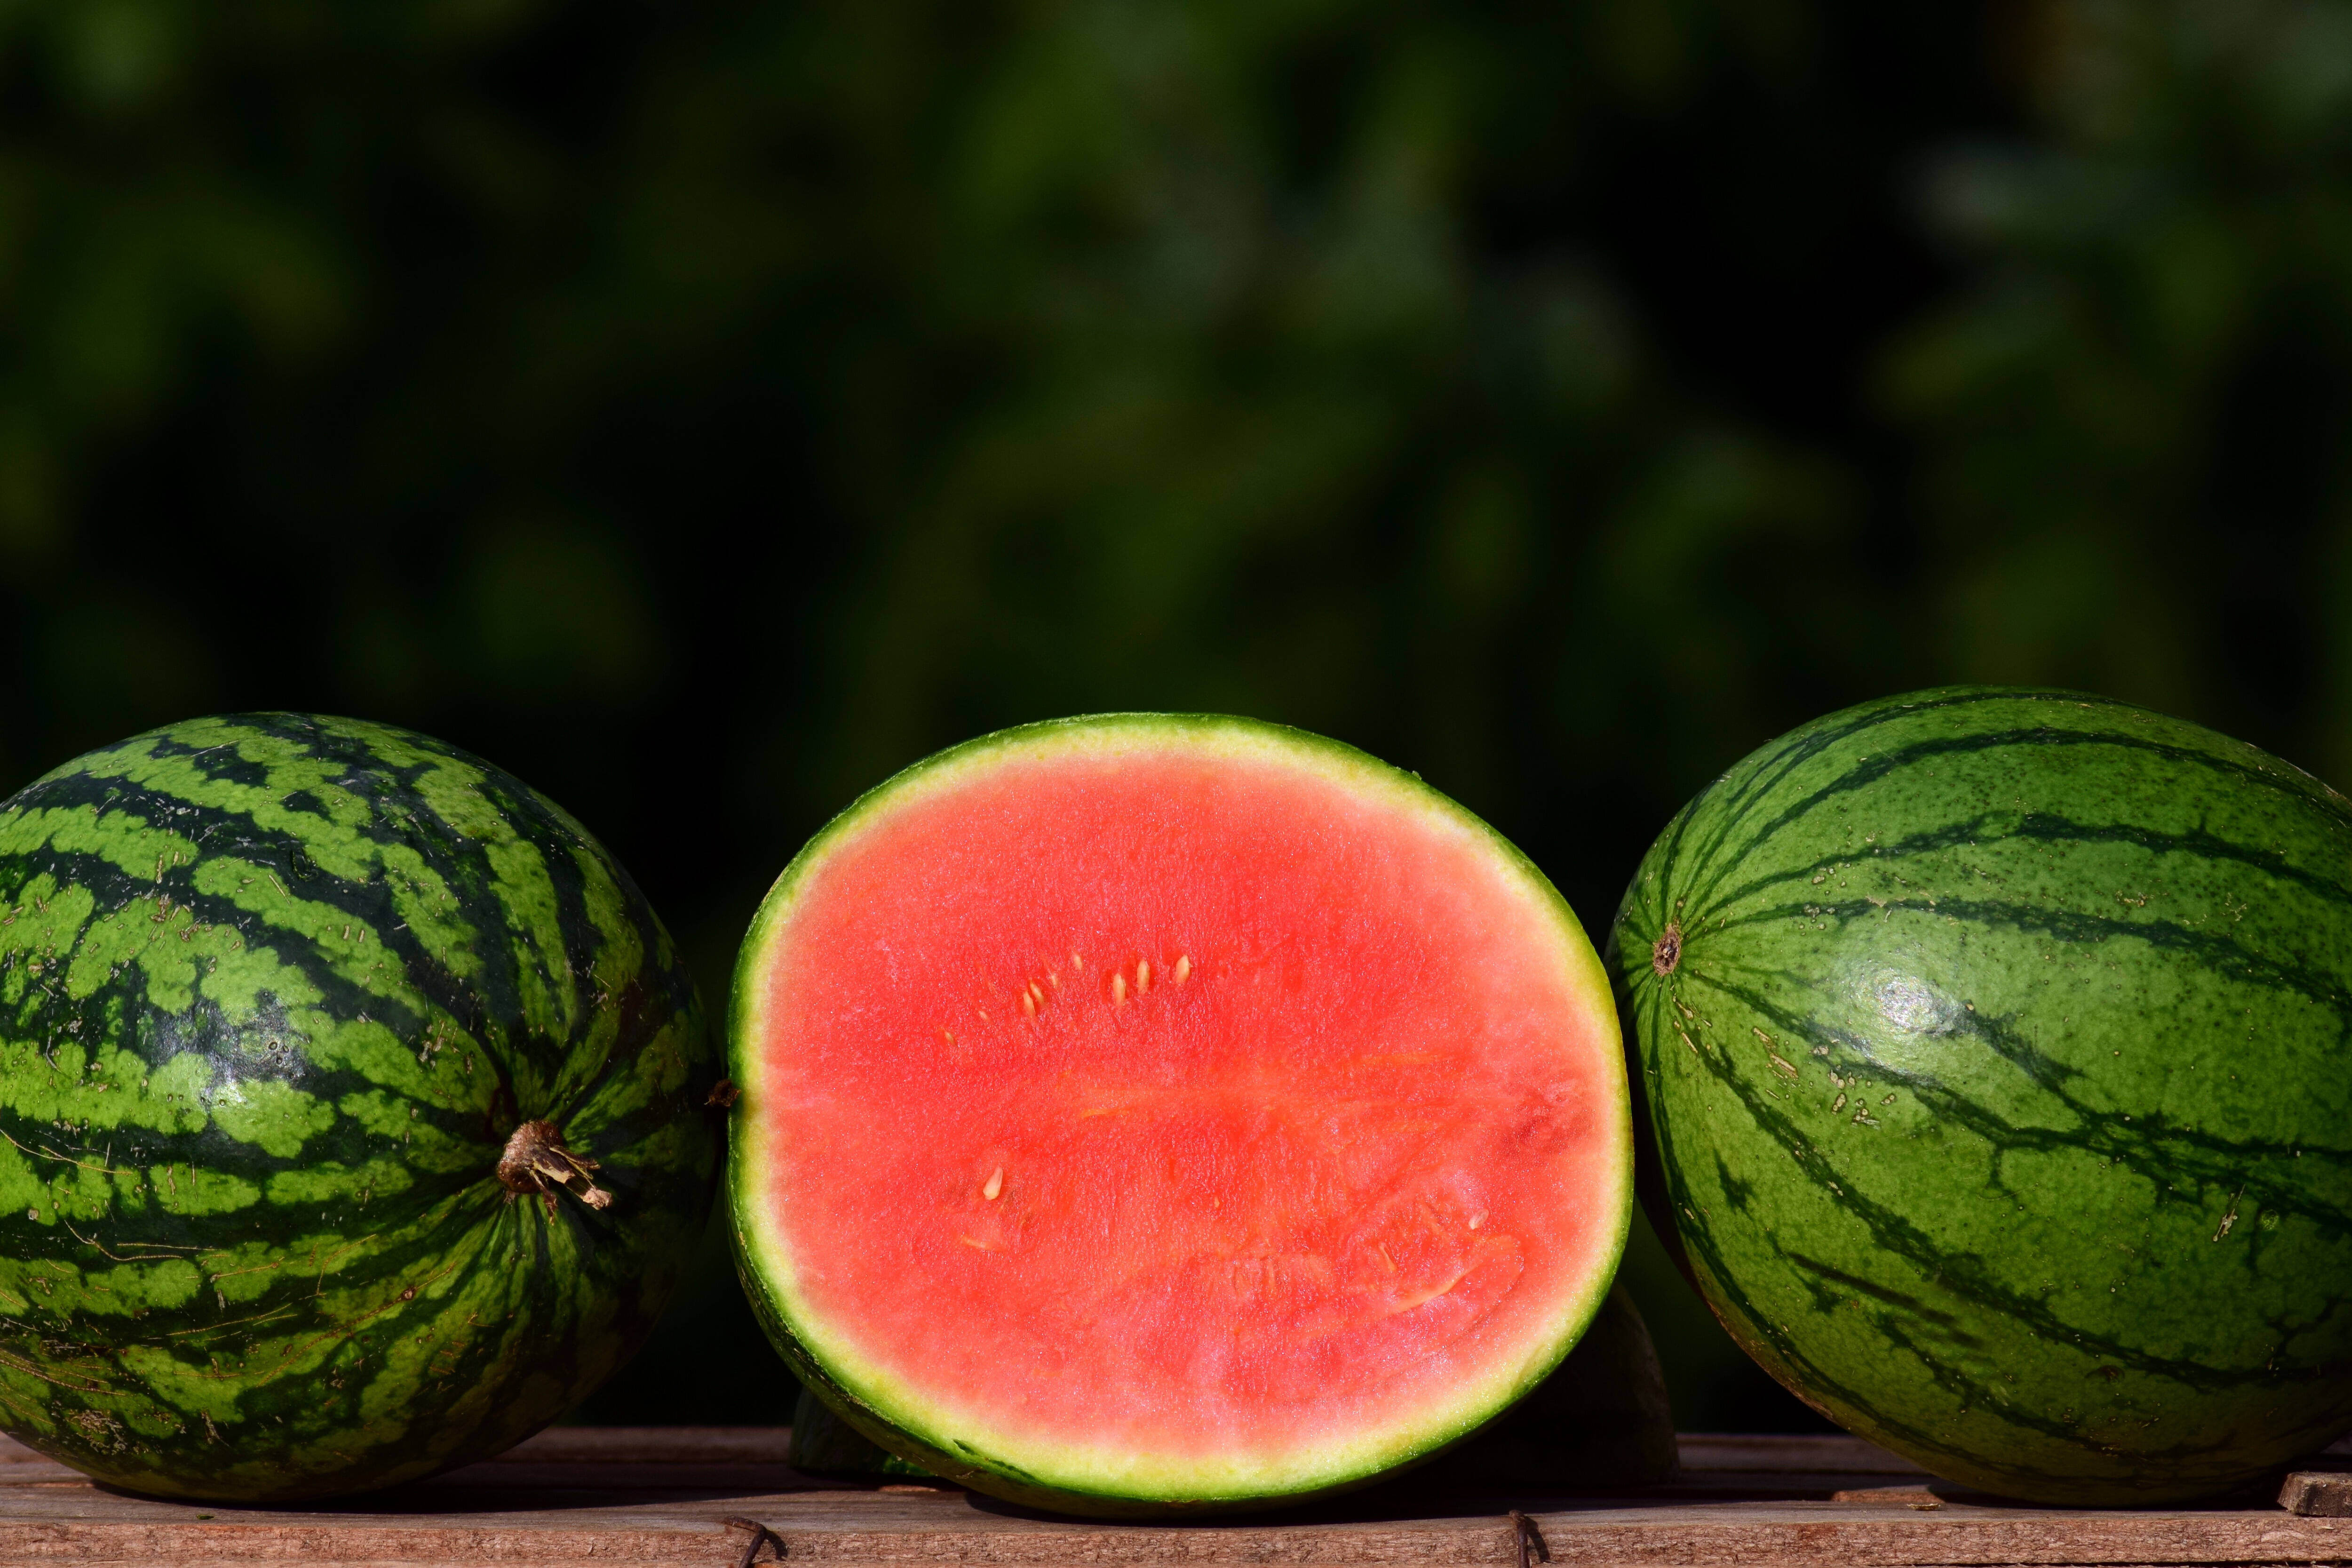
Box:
[1703,894,2352,1025]
[1695,812,2352,924]
[1676,688,2134,890]
[1679,714,2336,915]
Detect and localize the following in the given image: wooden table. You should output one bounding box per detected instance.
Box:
[4,1428,2349,1567]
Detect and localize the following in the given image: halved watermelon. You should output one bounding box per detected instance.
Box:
[727,716,1629,1514]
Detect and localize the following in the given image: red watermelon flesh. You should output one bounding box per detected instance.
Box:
[728,716,1629,1512]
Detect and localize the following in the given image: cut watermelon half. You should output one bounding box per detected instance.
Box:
[727,716,1629,1514]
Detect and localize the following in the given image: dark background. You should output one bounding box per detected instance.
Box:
[2,0,2340,1432]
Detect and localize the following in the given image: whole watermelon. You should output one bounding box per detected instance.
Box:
[1609,687,2352,1504]
[0,715,716,1501]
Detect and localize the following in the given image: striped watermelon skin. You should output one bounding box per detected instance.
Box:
[1608,687,2352,1504]
[0,715,717,1502]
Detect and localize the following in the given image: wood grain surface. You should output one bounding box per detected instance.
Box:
[1,1428,2344,1568]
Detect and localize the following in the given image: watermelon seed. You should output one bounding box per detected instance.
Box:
[983,1168,1003,1201]
[1112,974,1127,1005]
[1136,961,1152,993]
[1174,955,1190,984]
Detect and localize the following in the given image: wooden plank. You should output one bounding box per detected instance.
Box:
[0,1429,2343,1567]
[2280,1471,2352,1517]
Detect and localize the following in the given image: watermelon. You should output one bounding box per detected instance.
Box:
[1608,686,2352,1504]
[0,714,717,1502]
[728,714,1629,1516]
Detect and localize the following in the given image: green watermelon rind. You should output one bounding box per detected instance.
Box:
[0,713,719,1502]
[1609,685,2352,1505]
[728,712,1629,1515]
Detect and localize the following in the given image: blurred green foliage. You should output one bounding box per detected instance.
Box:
[0,0,2332,1432]
[1890,0,2352,772]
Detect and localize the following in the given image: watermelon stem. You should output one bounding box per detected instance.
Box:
[496,1120,613,1213]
